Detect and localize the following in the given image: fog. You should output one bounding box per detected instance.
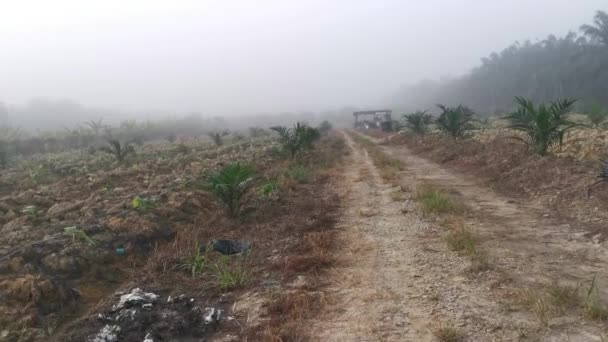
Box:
[1,0,605,128]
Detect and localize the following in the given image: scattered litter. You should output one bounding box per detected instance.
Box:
[86,287,222,341]
[204,307,223,324]
[90,324,120,342]
[204,239,251,255]
[112,288,159,311]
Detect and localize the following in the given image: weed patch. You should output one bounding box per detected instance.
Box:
[212,256,250,291]
[416,184,461,215]
[286,165,312,183]
[178,244,211,277]
[445,225,478,253]
[583,276,608,321]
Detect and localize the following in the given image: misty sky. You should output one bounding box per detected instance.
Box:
[1,0,605,115]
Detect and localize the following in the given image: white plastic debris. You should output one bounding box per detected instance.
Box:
[91,324,121,342]
[143,333,154,342]
[112,288,159,311]
[203,307,222,324]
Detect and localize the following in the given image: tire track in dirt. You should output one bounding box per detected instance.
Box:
[312,133,533,341]
[369,135,608,341]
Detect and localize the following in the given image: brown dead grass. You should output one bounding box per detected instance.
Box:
[282,231,336,277]
[238,135,345,341]
[393,133,608,237]
[263,291,330,341]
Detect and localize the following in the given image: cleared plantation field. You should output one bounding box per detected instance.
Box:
[0,128,347,341]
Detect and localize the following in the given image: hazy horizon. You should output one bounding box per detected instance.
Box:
[2,0,606,117]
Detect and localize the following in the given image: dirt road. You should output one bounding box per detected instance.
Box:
[311,132,608,341]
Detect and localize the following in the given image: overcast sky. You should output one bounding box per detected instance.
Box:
[1,0,605,115]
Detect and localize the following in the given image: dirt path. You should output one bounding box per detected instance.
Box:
[377,138,608,291]
[313,133,537,341]
[310,132,608,341]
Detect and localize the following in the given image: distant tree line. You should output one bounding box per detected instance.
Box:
[395,10,608,115]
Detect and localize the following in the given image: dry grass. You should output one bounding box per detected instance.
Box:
[394,133,608,238]
[432,322,464,342]
[264,291,329,342]
[444,218,489,272]
[518,289,552,326]
[416,184,463,215]
[583,276,608,321]
[511,277,608,327]
[445,221,478,253]
[547,282,579,310]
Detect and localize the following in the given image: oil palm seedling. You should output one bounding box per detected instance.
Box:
[207,130,229,146]
[99,139,135,162]
[205,163,256,218]
[132,196,156,214]
[64,226,96,247]
[403,110,433,134]
[22,205,41,222]
[270,122,321,158]
[248,126,266,138]
[503,97,577,155]
[84,118,104,136]
[436,104,476,139]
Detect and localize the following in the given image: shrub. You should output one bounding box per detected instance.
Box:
[504,97,577,155]
[436,104,476,139]
[206,163,256,217]
[99,139,135,162]
[270,122,321,158]
[403,110,433,134]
